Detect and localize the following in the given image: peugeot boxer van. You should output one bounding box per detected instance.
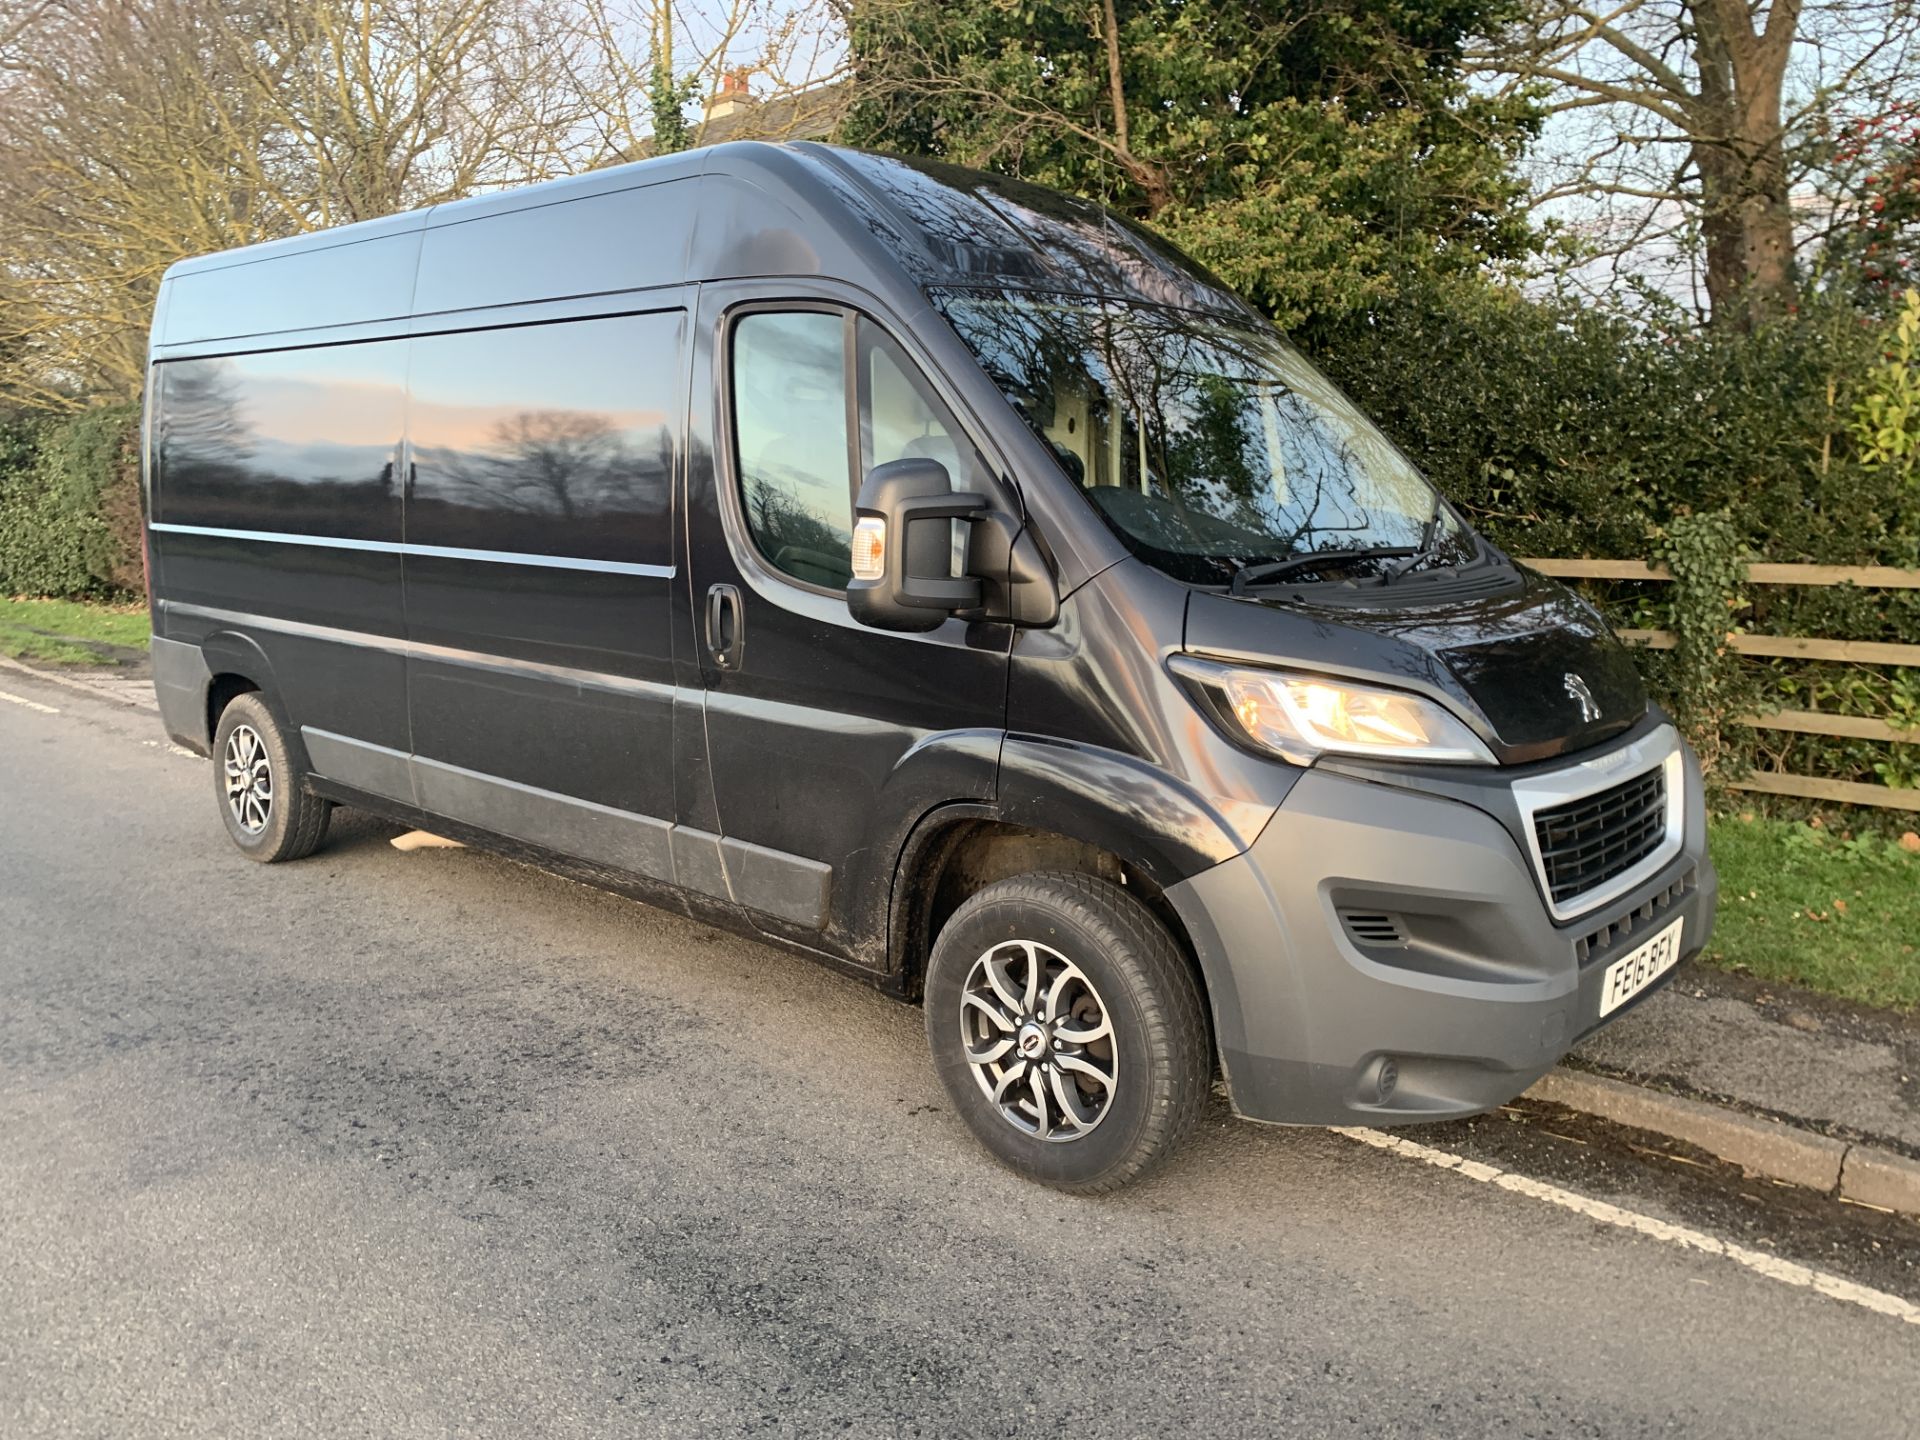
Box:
[143,142,1715,1191]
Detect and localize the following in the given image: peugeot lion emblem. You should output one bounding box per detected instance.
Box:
[1564,673,1602,724]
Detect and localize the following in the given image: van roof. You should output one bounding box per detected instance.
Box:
[154,143,1250,352]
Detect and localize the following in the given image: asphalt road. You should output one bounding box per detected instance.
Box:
[3,668,1916,1439]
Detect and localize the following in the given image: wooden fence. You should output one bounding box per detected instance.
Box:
[1516,558,1920,813]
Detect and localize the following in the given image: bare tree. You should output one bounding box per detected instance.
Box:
[0,0,847,406]
[0,0,293,404]
[1471,2,1920,327]
[557,0,847,164]
[249,0,597,225]
[0,0,599,405]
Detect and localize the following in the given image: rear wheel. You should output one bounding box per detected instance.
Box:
[211,692,331,863]
[924,871,1210,1193]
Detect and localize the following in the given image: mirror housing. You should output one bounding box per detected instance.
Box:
[847,458,988,632]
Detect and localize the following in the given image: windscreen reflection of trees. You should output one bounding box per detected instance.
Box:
[158,354,402,541]
[942,298,1437,585]
[833,152,1238,316]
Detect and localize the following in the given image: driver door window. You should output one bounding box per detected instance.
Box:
[860,325,968,485]
[732,310,855,588]
[731,309,980,590]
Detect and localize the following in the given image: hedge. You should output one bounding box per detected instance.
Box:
[1302,280,1915,572]
[0,402,142,598]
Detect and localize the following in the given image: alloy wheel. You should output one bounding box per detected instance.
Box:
[223,723,273,835]
[959,939,1118,1142]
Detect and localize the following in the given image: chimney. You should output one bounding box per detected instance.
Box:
[706,67,755,121]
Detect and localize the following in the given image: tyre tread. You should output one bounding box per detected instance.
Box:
[213,693,331,864]
[934,870,1211,1193]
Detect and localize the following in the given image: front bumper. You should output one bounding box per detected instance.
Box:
[1165,728,1716,1126]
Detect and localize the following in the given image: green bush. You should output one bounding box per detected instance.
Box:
[0,402,141,598]
[1302,278,1914,570]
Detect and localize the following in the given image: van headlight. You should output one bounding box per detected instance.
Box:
[1170,657,1496,765]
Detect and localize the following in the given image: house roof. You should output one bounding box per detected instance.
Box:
[626,81,848,161]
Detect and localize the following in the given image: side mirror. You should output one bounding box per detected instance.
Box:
[847,458,988,633]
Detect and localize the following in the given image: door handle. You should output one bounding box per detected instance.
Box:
[705,583,743,670]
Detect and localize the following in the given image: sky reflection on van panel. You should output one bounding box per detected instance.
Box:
[155,341,406,541]
[155,314,681,565]
[405,313,678,565]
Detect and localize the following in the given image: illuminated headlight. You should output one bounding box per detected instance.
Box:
[1171,657,1495,765]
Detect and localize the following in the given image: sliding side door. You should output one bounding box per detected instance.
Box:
[399,310,687,882]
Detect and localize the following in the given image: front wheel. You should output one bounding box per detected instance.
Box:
[211,692,332,863]
[924,871,1211,1193]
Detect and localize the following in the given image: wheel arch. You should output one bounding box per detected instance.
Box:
[889,734,1278,1051]
[205,672,261,743]
[200,631,310,771]
[888,806,1213,1056]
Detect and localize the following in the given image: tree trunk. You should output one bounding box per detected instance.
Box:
[1095,0,1171,215]
[1731,47,1794,327]
[1693,10,1744,322]
[1691,0,1798,330]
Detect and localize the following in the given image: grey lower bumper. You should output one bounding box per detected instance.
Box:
[1166,748,1715,1127]
[150,635,212,755]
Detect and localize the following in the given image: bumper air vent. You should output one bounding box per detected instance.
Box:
[1340,911,1409,948]
[1575,868,1696,966]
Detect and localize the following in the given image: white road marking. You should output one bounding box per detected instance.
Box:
[1335,1126,1920,1327]
[142,739,202,760]
[0,688,60,715]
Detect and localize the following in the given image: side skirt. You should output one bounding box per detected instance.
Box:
[302,726,832,932]
[304,777,908,999]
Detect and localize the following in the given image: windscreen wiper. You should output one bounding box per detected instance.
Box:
[1381,498,1447,584]
[1229,546,1416,597]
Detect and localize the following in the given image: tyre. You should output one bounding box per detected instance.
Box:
[924,871,1211,1193]
[211,692,332,863]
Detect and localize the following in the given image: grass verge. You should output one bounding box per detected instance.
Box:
[1704,814,1920,1012]
[0,596,150,665]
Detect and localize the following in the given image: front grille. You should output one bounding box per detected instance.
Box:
[1533,766,1668,908]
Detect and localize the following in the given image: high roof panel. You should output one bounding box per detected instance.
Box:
[794,146,1253,317]
[153,142,1252,350]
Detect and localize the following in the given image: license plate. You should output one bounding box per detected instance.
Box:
[1599,917,1685,1017]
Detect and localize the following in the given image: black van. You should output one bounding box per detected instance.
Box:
[143,142,1715,1191]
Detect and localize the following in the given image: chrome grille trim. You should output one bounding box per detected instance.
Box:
[1511,724,1686,922]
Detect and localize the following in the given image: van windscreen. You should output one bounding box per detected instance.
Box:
[935,291,1469,588]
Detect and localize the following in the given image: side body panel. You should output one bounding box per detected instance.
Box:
[148,340,411,754]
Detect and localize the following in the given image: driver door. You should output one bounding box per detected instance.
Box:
[682,283,1013,961]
